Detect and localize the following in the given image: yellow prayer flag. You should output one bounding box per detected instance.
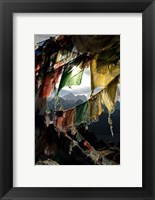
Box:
[90,55,120,92]
[89,94,103,121]
[100,76,119,113]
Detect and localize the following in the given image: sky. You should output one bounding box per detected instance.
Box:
[34,34,56,44]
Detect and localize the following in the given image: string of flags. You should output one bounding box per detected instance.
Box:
[35,35,120,136]
[54,76,119,134]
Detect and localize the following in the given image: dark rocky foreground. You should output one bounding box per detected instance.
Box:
[35,116,120,165]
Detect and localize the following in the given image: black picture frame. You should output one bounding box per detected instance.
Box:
[0,0,155,199]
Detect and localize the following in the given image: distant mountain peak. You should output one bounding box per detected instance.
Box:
[48,92,87,111]
[63,92,75,100]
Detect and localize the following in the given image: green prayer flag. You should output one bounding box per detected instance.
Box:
[57,55,84,94]
[75,101,90,125]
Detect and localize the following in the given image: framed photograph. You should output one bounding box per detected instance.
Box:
[0,0,154,199]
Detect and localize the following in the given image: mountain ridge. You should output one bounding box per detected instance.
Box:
[47,92,87,110]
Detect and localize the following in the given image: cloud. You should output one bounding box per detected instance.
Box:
[58,86,91,97]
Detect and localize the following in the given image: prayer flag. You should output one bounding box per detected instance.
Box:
[90,55,120,92]
[75,101,90,125]
[100,75,119,113]
[40,66,63,98]
[57,55,84,94]
[89,94,103,121]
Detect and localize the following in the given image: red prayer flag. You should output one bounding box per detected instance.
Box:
[39,66,63,98]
